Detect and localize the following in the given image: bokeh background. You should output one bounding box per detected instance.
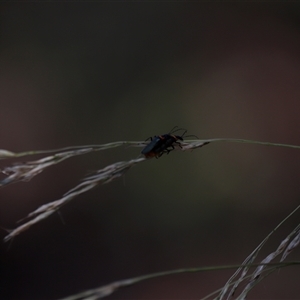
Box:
[1,2,300,299]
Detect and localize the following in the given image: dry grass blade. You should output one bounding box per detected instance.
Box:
[1,138,299,187]
[281,230,300,261]
[3,211,54,243]
[0,149,16,158]
[59,262,300,300]
[237,230,300,299]
[59,278,137,300]
[0,141,149,185]
[57,265,259,300]
[180,140,210,151]
[0,142,143,160]
[235,232,300,299]
[217,249,259,300]
[234,270,271,300]
[3,157,145,242]
[1,137,299,162]
[252,225,300,278]
[0,140,209,186]
[0,148,93,186]
[236,224,300,299]
[217,203,300,300]
[1,139,210,242]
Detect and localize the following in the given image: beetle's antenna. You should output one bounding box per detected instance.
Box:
[168,126,178,133]
[170,127,186,134]
[180,130,187,138]
[184,134,199,139]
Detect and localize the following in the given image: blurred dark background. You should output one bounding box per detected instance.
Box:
[1,2,300,299]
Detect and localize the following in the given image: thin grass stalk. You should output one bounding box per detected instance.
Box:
[217,203,300,299]
[235,224,300,299]
[58,262,300,300]
[3,157,145,242]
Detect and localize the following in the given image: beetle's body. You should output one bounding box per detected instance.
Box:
[141,127,188,158]
[141,136,164,158]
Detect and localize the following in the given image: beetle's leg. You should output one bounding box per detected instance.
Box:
[157,152,164,158]
[170,145,175,152]
[165,146,175,155]
[158,149,169,157]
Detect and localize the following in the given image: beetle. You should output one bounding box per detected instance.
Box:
[141,126,194,158]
